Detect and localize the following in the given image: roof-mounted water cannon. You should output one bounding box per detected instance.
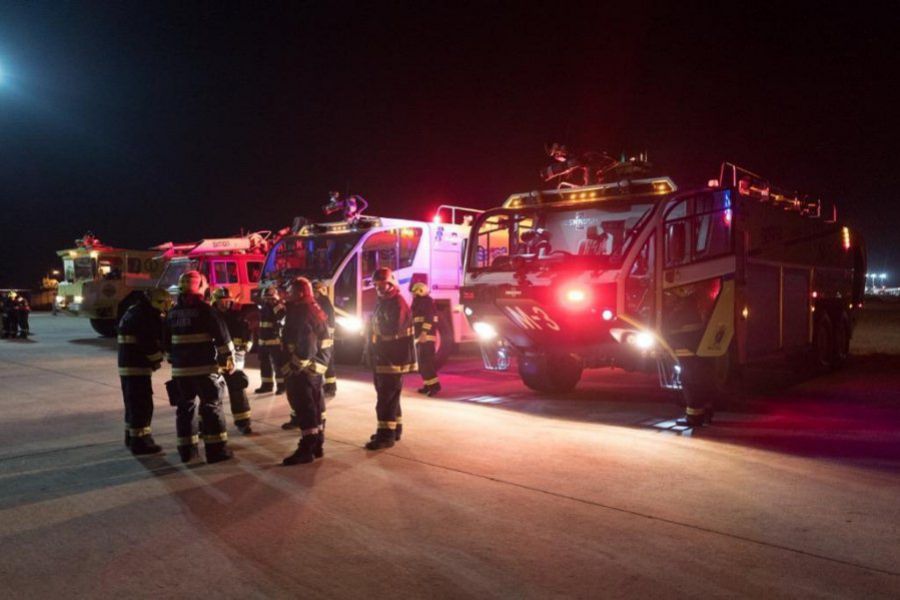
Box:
[322,191,369,224]
[541,144,654,188]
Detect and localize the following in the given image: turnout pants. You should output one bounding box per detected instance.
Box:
[323,354,337,394]
[173,374,228,449]
[286,371,323,436]
[223,371,251,425]
[121,375,154,439]
[416,341,439,388]
[258,346,285,389]
[373,373,402,437]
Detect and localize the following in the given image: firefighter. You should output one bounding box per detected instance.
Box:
[312,280,337,397]
[280,277,332,465]
[256,286,286,395]
[164,271,235,464]
[15,294,30,338]
[410,277,441,396]
[364,267,417,450]
[2,291,18,339]
[212,287,253,435]
[117,289,169,455]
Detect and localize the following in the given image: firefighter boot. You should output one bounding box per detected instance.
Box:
[677,407,713,428]
[275,385,286,396]
[314,422,325,459]
[178,444,199,463]
[254,383,273,394]
[283,435,317,465]
[124,429,131,448]
[426,382,442,396]
[365,429,395,450]
[205,442,234,464]
[235,419,253,435]
[130,435,162,456]
[281,414,300,430]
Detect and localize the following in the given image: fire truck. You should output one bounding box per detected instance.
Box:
[56,234,165,336]
[156,233,271,328]
[258,195,480,364]
[460,160,866,406]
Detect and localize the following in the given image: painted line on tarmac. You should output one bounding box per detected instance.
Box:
[322,436,900,579]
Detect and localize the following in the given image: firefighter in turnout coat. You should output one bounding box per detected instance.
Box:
[410,277,441,396]
[164,271,235,464]
[212,287,253,435]
[364,267,417,450]
[281,277,332,465]
[117,289,170,455]
[256,286,286,394]
[312,280,338,397]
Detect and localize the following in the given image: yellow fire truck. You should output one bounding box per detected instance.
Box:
[460,161,866,406]
[56,234,164,336]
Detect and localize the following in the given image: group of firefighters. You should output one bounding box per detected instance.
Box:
[1,291,30,339]
[117,266,442,465]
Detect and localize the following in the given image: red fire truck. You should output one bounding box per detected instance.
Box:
[460,161,866,406]
[156,233,272,330]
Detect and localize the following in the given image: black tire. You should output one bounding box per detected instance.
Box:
[90,318,117,337]
[518,353,583,393]
[434,307,456,370]
[811,312,834,373]
[832,312,850,369]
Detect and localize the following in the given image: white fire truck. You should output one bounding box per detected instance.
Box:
[156,233,271,329]
[460,161,866,405]
[56,234,165,336]
[258,200,480,364]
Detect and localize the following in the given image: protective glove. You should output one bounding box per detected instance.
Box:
[151,361,162,371]
[219,355,236,375]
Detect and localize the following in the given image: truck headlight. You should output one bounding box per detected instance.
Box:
[74,295,83,305]
[336,315,363,333]
[56,295,65,305]
[473,321,498,341]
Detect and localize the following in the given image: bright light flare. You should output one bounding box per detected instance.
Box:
[565,288,587,303]
[601,309,614,321]
[74,295,84,304]
[633,332,654,349]
[432,214,442,224]
[560,284,592,309]
[55,295,65,304]
[473,321,498,341]
[336,315,363,333]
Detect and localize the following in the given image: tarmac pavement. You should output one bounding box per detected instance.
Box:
[1,314,898,598]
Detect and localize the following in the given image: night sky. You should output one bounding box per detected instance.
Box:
[1,2,897,288]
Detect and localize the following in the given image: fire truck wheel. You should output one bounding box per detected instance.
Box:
[90,318,117,338]
[518,353,582,393]
[433,307,455,370]
[810,312,834,373]
[831,313,850,369]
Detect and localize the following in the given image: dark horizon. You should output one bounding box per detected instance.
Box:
[1,2,898,288]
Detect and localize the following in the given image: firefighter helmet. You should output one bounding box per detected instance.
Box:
[178,270,206,295]
[146,288,172,312]
[212,287,231,302]
[312,280,328,296]
[411,282,429,296]
[372,267,397,288]
[262,286,279,300]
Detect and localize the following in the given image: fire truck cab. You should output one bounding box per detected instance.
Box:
[461,163,866,403]
[56,234,164,337]
[259,205,479,364]
[156,234,270,327]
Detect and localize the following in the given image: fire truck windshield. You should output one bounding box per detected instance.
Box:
[469,199,656,272]
[159,259,199,289]
[263,233,364,280]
